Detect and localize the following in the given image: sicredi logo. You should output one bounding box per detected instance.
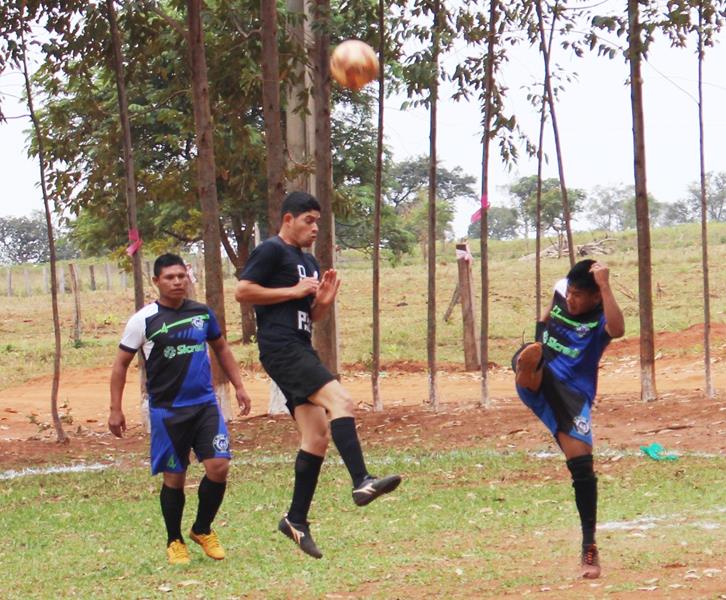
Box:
[164,343,205,358]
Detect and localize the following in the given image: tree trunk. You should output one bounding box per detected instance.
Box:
[535,0,574,267]
[627,0,657,402]
[285,0,312,193]
[534,0,558,321]
[311,0,339,377]
[697,2,714,399]
[372,0,385,412]
[106,0,149,428]
[478,0,497,409]
[427,0,440,411]
[20,22,67,444]
[187,0,231,418]
[261,0,286,235]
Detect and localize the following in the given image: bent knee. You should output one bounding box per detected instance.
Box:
[204,458,230,482]
[303,430,330,455]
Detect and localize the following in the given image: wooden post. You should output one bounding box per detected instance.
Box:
[105,263,112,290]
[6,269,12,297]
[23,269,31,296]
[88,265,97,291]
[43,266,49,294]
[144,260,151,285]
[68,264,82,346]
[456,243,480,371]
[58,267,66,294]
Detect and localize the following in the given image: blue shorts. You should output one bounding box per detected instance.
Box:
[513,347,594,446]
[149,402,231,475]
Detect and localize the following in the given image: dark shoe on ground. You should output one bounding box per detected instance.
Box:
[278,516,323,559]
[581,543,601,579]
[352,474,402,507]
[515,342,544,392]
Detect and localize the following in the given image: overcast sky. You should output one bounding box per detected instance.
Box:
[1,8,725,237]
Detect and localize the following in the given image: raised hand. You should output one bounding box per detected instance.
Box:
[315,269,341,307]
[590,262,610,288]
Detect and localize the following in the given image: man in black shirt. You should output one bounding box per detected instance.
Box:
[236,192,401,559]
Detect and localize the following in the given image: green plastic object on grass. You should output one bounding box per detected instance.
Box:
[640,442,678,461]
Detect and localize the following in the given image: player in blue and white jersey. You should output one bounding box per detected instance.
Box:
[109,253,252,565]
[513,259,624,579]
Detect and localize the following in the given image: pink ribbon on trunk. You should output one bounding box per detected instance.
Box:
[470,194,490,224]
[126,228,143,256]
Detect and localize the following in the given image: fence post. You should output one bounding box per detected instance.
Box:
[88,265,97,291]
[120,270,127,290]
[456,243,480,371]
[69,264,82,346]
[105,263,112,290]
[6,269,12,297]
[58,266,66,295]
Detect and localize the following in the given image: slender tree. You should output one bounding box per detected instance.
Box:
[311,0,339,376]
[427,0,441,410]
[19,14,67,443]
[695,0,715,399]
[627,0,657,402]
[372,0,385,412]
[260,0,286,235]
[534,0,574,265]
[477,0,498,409]
[187,0,231,413]
[105,0,149,425]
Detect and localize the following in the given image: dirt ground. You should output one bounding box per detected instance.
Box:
[0,326,724,599]
[1,324,724,464]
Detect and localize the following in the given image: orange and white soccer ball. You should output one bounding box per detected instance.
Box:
[330,40,379,91]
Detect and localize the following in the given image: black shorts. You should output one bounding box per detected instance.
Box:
[260,343,336,416]
[149,402,230,475]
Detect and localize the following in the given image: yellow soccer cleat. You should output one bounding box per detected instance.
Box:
[189,529,226,560]
[166,539,191,565]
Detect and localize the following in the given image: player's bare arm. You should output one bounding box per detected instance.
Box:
[235,277,318,305]
[208,336,252,416]
[108,348,134,437]
[311,269,341,322]
[590,262,625,339]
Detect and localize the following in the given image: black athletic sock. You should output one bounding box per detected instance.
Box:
[287,449,324,524]
[566,454,598,547]
[160,484,185,545]
[330,416,369,488]
[192,476,227,535]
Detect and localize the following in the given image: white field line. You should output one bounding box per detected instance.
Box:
[0,462,111,480]
[2,447,722,480]
[600,507,726,531]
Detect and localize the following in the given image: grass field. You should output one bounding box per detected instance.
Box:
[1,446,724,599]
[0,223,724,390]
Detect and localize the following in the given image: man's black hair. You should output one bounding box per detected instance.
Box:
[281,191,321,218]
[567,259,599,293]
[154,253,186,277]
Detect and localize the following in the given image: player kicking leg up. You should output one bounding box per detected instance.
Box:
[513,259,624,579]
[235,192,401,559]
[110,253,252,565]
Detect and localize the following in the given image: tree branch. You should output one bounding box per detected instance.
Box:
[144,1,188,42]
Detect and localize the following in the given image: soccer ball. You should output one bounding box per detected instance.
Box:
[330,40,379,91]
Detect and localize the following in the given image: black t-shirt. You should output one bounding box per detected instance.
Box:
[239,236,320,355]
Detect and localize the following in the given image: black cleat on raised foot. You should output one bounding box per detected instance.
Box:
[278,516,323,559]
[352,474,402,507]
